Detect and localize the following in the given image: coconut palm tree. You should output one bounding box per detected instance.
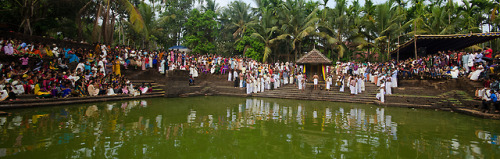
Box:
[225,1,255,41]
[250,8,280,62]
[277,0,319,61]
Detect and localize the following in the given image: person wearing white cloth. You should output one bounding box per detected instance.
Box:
[246,78,252,94]
[260,75,265,92]
[297,74,303,90]
[107,86,116,96]
[349,76,357,95]
[361,76,366,92]
[256,76,261,93]
[385,75,392,95]
[354,76,359,95]
[192,66,199,78]
[239,72,244,88]
[450,66,459,79]
[252,76,258,93]
[0,89,8,101]
[313,73,319,90]
[275,73,280,88]
[469,65,484,81]
[233,70,238,81]
[357,75,362,93]
[228,69,232,81]
[392,70,398,87]
[326,75,331,91]
[339,75,345,92]
[376,82,385,103]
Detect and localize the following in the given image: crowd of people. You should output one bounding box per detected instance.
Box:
[2,36,500,113]
[0,38,161,101]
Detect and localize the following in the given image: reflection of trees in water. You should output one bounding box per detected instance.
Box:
[0,98,497,158]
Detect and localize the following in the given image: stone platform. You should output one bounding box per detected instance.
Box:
[252,83,379,104]
[0,79,165,109]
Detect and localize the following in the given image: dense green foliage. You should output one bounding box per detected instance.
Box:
[183,9,218,54]
[1,0,500,62]
[236,30,265,61]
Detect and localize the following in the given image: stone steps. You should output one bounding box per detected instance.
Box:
[247,82,379,104]
[252,95,376,104]
[0,80,166,109]
[253,93,376,100]
[0,93,164,109]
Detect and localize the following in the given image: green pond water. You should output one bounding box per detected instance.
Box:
[0,96,499,158]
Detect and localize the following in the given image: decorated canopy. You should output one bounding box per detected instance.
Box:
[391,32,500,60]
[296,48,332,64]
[297,48,332,81]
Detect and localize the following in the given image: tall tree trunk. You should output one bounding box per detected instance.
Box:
[122,20,126,45]
[108,12,116,45]
[294,44,298,62]
[92,3,103,43]
[102,0,112,44]
[77,1,93,41]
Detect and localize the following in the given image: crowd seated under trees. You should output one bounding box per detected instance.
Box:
[0,37,157,101]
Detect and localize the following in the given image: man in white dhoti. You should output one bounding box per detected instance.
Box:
[239,72,244,88]
[392,70,398,87]
[350,77,356,95]
[386,75,392,95]
[246,78,252,94]
[256,76,261,93]
[326,75,331,91]
[297,74,303,91]
[233,70,238,81]
[260,75,265,92]
[357,75,362,93]
[313,73,319,90]
[354,76,359,95]
[376,82,385,103]
[228,70,232,81]
[361,76,366,91]
[339,75,345,92]
[273,74,280,89]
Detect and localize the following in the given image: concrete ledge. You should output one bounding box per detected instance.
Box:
[0,94,164,110]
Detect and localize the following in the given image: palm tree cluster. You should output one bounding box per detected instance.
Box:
[1,0,498,62]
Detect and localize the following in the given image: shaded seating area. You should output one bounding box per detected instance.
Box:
[392,32,500,60]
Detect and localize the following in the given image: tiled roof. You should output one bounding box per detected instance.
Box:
[296,49,332,64]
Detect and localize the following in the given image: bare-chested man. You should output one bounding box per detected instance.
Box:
[313,73,319,90]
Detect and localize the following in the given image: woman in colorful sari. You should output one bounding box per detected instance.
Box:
[34,82,51,98]
[49,59,59,70]
[73,80,86,97]
[45,45,53,57]
[113,59,121,76]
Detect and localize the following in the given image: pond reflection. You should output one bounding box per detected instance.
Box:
[0,97,499,158]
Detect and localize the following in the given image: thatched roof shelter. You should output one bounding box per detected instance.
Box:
[296,49,332,64]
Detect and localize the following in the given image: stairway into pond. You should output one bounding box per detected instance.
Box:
[128,79,166,97]
[252,81,379,104]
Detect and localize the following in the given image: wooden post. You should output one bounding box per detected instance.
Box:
[387,35,390,61]
[414,36,418,59]
[397,46,400,62]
